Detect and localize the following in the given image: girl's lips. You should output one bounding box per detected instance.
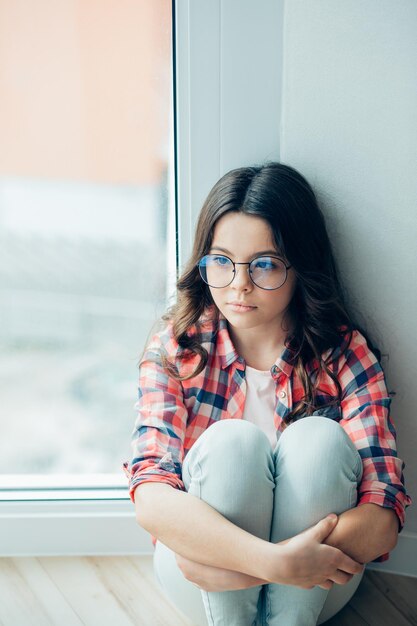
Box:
[227,303,257,313]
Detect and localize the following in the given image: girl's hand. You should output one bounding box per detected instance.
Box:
[174,553,269,592]
[273,514,365,590]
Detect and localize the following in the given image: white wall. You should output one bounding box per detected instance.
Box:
[280,0,417,533]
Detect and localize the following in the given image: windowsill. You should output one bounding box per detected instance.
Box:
[0,489,128,501]
[0,478,149,557]
[0,474,137,557]
[0,473,129,501]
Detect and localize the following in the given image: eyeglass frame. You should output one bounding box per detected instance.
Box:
[197,253,293,291]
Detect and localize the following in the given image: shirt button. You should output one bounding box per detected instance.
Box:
[280,391,286,398]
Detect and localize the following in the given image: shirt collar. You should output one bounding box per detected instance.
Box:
[216,313,241,369]
[213,309,296,378]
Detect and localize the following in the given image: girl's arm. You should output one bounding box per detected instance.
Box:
[174,556,270,592]
[136,483,363,589]
[174,539,292,592]
[321,503,398,563]
[175,505,397,592]
[136,482,285,583]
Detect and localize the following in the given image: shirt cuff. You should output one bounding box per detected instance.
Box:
[358,483,412,533]
[122,462,185,504]
[357,482,412,563]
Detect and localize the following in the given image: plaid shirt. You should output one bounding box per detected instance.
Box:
[123,309,412,563]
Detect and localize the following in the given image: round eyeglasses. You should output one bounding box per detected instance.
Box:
[197,254,292,290]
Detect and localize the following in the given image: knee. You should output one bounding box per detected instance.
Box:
[198,418,272,465]
[278,416,362,478]
[281,415,350,452]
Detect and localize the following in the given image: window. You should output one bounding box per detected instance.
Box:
[0,1,174,491]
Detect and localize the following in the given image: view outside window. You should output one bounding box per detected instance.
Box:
[0,0,174,477]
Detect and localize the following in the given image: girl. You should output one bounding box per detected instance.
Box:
[123,162,411,626]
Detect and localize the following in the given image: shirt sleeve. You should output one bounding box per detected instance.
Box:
[336,330,412,562]
[122,331,188,505]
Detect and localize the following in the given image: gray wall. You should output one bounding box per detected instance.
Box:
[280,0,416,532]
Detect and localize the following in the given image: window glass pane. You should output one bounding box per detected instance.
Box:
[0,0,174,476]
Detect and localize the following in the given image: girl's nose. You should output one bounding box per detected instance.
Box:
[232,265,253,291]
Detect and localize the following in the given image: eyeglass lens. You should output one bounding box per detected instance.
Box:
[198,254,287,290]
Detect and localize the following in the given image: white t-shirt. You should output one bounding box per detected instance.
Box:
[242,364,281,449]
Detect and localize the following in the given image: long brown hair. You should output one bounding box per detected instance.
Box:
[149,162,387,424]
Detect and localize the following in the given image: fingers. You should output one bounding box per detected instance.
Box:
[313,570,356,589]
[329,570,354,585]
[340,555,365,575]
[305,570,356,591]
[318,580,333,590]
[316,571,354,590]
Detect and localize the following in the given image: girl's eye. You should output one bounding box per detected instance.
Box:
[212,255,230,266]
[252,257,275,271]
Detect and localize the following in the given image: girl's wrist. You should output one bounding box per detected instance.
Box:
[262,541,290,585]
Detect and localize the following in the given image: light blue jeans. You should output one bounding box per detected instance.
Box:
[153,416,365,625]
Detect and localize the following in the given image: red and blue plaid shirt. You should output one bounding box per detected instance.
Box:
[123,309,412,563]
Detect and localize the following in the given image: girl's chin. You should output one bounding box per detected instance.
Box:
[223,312,262,328]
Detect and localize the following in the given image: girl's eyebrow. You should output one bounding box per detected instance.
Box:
[210,245,282,257]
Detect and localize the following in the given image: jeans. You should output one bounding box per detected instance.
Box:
[153,416,365,625]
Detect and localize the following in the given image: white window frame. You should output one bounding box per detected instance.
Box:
[0,0,284,557]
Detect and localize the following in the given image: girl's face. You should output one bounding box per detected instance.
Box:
[207,212,297,336]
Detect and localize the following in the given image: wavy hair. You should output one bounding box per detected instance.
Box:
[152,162,386,424]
